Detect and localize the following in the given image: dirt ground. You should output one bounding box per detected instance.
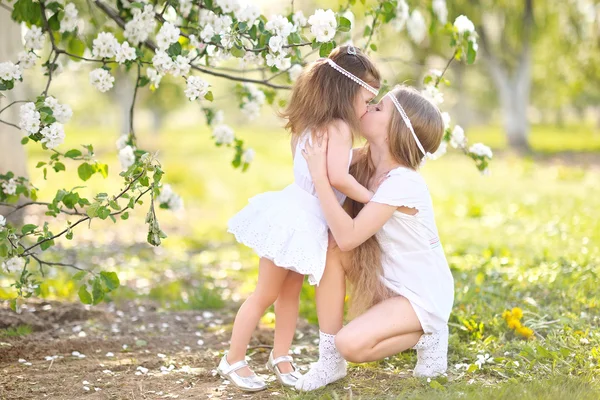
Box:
[0,300,325,400]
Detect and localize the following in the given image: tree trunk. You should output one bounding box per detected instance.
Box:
[114,69,135,136]
[0,9,29,224]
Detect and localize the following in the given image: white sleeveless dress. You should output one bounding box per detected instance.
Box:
[228,133,351,286]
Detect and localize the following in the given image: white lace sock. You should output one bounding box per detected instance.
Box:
[412,325,449,377]
[295,331,347,391]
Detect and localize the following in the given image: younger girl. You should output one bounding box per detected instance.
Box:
[218,45,381,392]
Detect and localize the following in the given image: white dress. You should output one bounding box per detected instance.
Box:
[371,167,454,333]
[228,134,352,286]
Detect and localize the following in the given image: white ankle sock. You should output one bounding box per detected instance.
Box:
[295,331,347,391]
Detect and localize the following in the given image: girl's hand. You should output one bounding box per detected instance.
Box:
[302,131,329,182]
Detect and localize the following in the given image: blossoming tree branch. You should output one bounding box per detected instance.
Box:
[0,0,491,308]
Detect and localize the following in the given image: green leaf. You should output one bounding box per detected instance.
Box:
[77,162,94,181]
[109,200,120,210]
[167,42,182,57]
[100,271,120,291]
[36,161,46,168]
[135,339,147,347]
[337,16,351,32]
[78,285,92,304]
[289,32,302,44]
[9,298,17,312]
[364,25,372,37]
[65,149,82,158]
[21,137,30,145]
[120,212,129,220]
[467,41,477,64]
[72,270,87,281]
[370,43,378,51]
[429,380,446,390]
[40,238,54,251]
[0,243,8,257]
[138,76,150,87]
[97,206,111,220]
[92,278,105,305]
[86,202,101,218]
[96,163,109,178]
[48,13,60,31]
[230,45,245,58]
[204,91,214,101]
[319,42,334,57]
[53,162,66,172]
[21,224,37,235]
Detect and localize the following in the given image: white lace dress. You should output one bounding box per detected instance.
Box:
[227,134,351,286]
[371,167,454,333]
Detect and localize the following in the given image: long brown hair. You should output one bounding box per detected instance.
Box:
[345,86,444,318]
[281,46,380,141]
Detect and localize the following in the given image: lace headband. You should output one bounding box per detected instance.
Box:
[386,91,432,159]
[320,58,380,96]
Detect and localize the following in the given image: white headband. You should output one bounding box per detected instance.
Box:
[321,58,379,96]
[386,91,432,159]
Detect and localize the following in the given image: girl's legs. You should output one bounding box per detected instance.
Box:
[272,271,304,373]
[334,296,423,363]
[226,257,290,377]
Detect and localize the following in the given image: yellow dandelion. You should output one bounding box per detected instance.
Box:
[507,318,522,330]
[502,310,511,320]
[517,326,534,339]
[511,307,523,320]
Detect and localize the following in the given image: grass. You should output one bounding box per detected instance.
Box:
[0,325,33,337]
[2,121,600,398]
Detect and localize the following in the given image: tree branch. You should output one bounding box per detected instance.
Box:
[0,100,29,115]
[0,201,85,217]
[0,119,21,130]
[30,254,87,273]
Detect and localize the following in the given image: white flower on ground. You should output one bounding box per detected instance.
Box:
[308,9,337,43]
[89,68,115,92]
[40,123,66,149]
[116,135,129,150]
[421,84,443,105]
[269,35,285,53]
[44,96,73,124]
[1,178,17,195]
[19,103,41,135]
[185,76,210,101]
[2,257,25,273]
[266,14,295,38]
[430,140,447,160]
[237,4,260,24]
[288,64,303,81]
[146,68,163,88]
[0,62,22,81]
[124,4,157,45]
[135,366,149,375]
[242,148,255,164]
[454,15,475,35]
[441,112,451,131]
[393,0,409,31]
[469,143,493,158]
[25,25,45,50]
[432,0,448,25]
[475,353,493,369]
[18,51,37,69]
[116,41,137,64]
[106,352,115,357]
[293,11,307,28]
[213,124,235,145]
[450,125,466,148]
[92,32,119,59]
[156,22,180,50]
[60,3,79,33]
[119,146,136,170]
[407,10,427,43]
[151,50,174,75]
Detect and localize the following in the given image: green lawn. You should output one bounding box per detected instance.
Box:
[2,122,600,398]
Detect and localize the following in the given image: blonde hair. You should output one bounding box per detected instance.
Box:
[345,85,444,317]
[281,45,380,141]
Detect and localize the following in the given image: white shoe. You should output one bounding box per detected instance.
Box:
[294,358,347,392]
[412,325,449,378]
[216,354,267,392]
[265,350,302,387]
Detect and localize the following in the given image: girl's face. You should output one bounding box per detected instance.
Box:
[353,87,377,121]
[360,94,394,142]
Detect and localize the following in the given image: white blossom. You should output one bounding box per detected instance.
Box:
[241,101,260,120]
[168,194,184,211]
[22,283,39,295]
[269,35,285,53]
[215,0,241,14]
[115,41,137,64]
[266,14,295,39]
[1,178,17,196]
[18,103,41,135]
[393,0,409,31]
[266,53,291,70]
[469,143,493,159]
[213,124,235,145]
[237,4,260,24]
[454,15,475,35]
[40,123,66,149]
[147,67,163,88]
[89,68,115,92]
[178,0,192,18]
[441,112,451,131]
[25,25,45,50]
[293,11,307,28]
[0,62,22,82]
[213,15,233,35]
[220,33,235,49]
[432,0,448,25]
[242,148,255,164]
[288,64,303,81]
[116,135,129,150]
[92,32,119,59]
[152,50,174,74]
[124,5,157,45]
[407,10,427,43]
[430,140,447,160]
[170,55,190,77]
[450,125,466,148]
[156,22,180,50]
[212,110,224,125]
[60,3,79,33]
[421,84,443,105]
[200,24,215,42]
[44,96,72,124]
[239,52,263,68]
[2,257,24,273]
[0,214,6,230]
[475,353,493,369]
[119,146,136,170]
[308,9,337,43]
[18,51,37,69]
[185,76,210,101]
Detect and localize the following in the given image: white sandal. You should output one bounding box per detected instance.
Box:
[265,350,302,387]
[217,354,267,392]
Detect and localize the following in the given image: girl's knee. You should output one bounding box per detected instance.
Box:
[249,291,278,308]
[335,329,369,363]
